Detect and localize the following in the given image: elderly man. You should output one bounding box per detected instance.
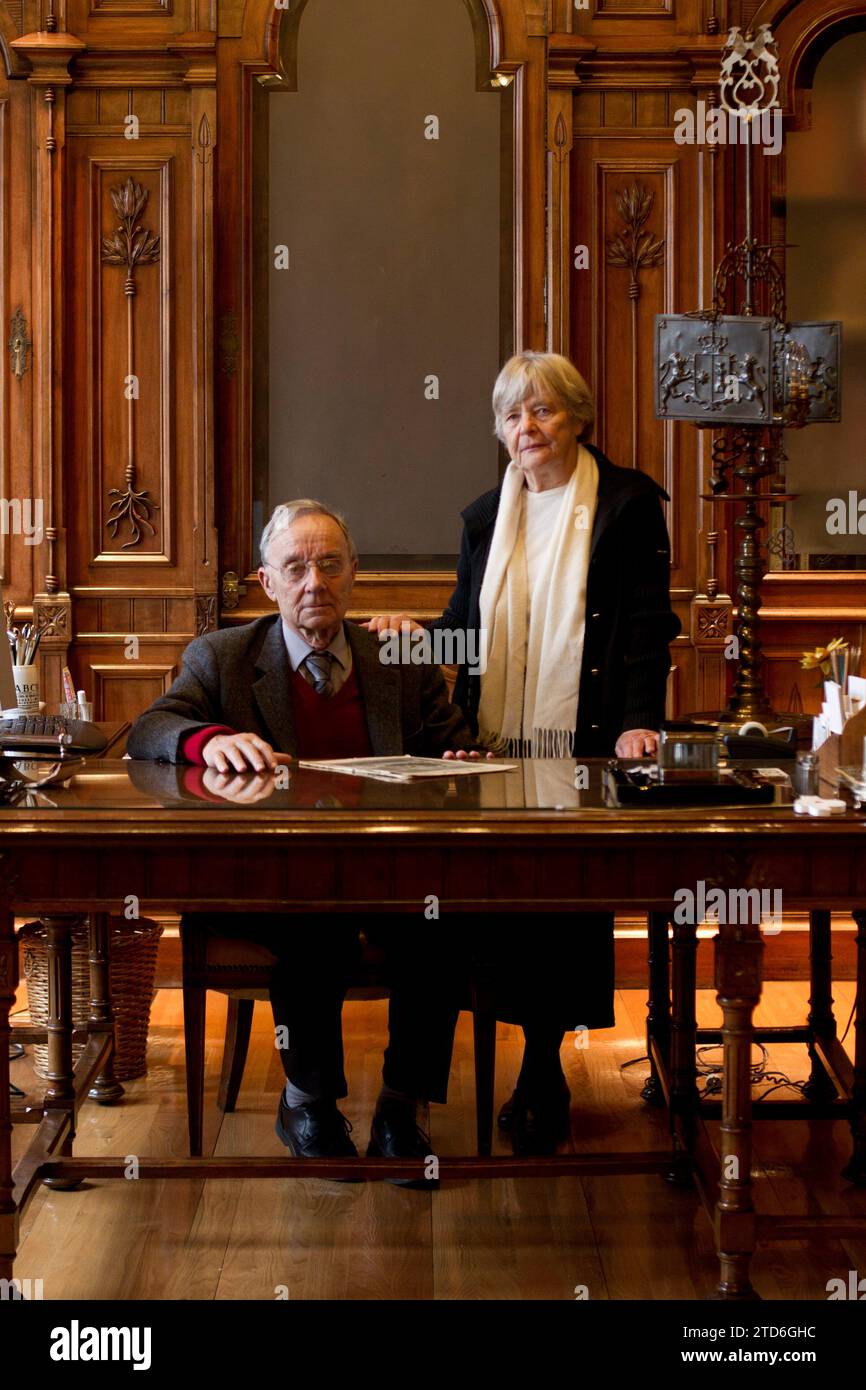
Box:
[128,499,483,1182]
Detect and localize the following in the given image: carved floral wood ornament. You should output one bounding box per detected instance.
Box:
[101,178,161,550]
[605,183,665,470]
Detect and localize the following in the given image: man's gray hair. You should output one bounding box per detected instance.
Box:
[259,499,358,567]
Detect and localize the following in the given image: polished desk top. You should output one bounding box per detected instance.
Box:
[0,757,863,840]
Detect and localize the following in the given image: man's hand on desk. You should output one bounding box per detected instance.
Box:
[202,767,282,804]
[202,732,291,774]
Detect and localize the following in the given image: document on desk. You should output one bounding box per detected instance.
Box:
[298,755,519,782]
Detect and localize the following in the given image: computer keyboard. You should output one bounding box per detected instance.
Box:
[0,715,108,755]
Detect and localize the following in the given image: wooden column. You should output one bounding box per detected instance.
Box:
[87,912,124,1104]
[9,31,84,707]
[40,913,84,1190]
[170,33,220,637]
[668,914,698,1181]
[843,910,866,1187]
[713,921,763,1300]
[0,856,19,1282]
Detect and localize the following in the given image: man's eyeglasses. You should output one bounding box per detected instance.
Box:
[269,557,347,582]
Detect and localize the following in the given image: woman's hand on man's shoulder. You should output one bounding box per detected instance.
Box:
[362,613,425,636]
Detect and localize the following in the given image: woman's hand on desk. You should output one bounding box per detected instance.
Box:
[615,728,660,759]
[442,749,496,761]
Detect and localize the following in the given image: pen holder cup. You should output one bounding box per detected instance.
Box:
[13,664,40,714]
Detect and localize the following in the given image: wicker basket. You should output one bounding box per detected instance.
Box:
[20,917,163,1081]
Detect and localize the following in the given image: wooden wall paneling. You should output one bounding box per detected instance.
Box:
[3,2,859,733]
[89,153,173,564]
[9,30,85,709]
[89,658,176,720]
[65,0,203,35]
[547,45,575,355]
[171,31,218,633]
[766,620,866,713]
[0,69,9,592]
[569,125,698,709]
[0,6,36,619]
[57,37,212,724]
[753,0,866,665]
[213,22,265,622]
[560,36,746,718]
[2,1,218,726]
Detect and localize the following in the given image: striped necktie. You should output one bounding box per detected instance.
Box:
[304,650,335,697]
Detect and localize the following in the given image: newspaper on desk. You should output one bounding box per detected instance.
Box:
[298,755,518,782]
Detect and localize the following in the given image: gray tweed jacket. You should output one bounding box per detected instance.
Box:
[126,614,477,763]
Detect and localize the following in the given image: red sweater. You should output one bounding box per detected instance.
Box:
[287,665,373,759]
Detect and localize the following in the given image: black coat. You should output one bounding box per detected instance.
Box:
[430,446,681,1031]
[431,444,681,756]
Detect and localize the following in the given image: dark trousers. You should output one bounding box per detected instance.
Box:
[184,914,463,1104]
[184,910,614,1103]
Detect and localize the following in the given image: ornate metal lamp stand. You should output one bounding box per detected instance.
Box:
[654,26,841,721]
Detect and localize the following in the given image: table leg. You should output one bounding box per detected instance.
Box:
[642,911,671,1106]
[842,910,866,1187]
[87,913,124,1104]
[667,916,698,1184]
[41,914,83,1191]
[713,921,763,1300]
[804,910,837,1103]
[0,862,18,1281]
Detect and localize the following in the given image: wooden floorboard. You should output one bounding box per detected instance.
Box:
[7,979,862,1300]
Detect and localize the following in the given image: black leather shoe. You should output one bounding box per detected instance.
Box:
[275,1094,361,1179]
[367,1101,438,1190]
[497,1080,571,1156]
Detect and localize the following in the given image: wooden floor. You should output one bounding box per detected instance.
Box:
[10,980,866,1300]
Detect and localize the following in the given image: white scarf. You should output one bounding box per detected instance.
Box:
[477,445,599,758]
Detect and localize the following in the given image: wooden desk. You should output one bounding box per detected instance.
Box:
[1,757,865,1300]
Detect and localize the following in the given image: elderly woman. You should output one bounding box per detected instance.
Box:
[369,351,680,1153]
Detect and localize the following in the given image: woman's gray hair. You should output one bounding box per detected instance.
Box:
[260,499,358,567]
[492,352,595,444]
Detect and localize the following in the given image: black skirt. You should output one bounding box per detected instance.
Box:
[460,911,616,1031]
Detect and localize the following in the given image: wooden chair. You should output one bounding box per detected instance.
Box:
[181,921,498,1157]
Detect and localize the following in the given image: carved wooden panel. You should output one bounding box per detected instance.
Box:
[58,62,209,727]
[65,142,191,575]
[89,0,172,13]
[592,0,674,15]
[91,162,171,562]
[72,594,194,635]
[568,106,714,715]
[572,151,698,560]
